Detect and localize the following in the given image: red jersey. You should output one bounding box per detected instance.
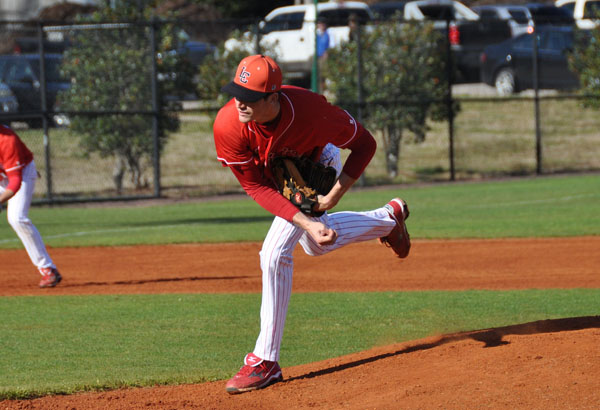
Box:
[0,124,34,193]
[213,86,376,221]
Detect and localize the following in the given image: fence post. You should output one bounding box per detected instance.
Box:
[312,1,319,93]
[533,30,542,175]
[150,20,161,198]
[38,21,53,202]
[356,17,366,187]
[254,20,261,54]
[445,18,455,181]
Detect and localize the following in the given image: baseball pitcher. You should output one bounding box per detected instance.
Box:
[213,55,411,394]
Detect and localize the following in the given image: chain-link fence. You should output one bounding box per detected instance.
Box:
[0,16,598,205]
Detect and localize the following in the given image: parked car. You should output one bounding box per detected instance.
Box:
[370,1,407,20]
[555,0,600,29]
[480,25,579,95]
[472,4,534,37]
[0,53,70,127]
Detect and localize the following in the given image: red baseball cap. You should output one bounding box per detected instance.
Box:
[221,55,282,102]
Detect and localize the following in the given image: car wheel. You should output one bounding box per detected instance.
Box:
[494,68,517,96]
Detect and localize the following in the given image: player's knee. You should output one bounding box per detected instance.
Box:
[259,248,293,273]
[7,214,31,230]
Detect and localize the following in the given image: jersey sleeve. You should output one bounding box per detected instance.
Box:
[340,127,377,179]
[213,100,254,166]
[5,169,23,193]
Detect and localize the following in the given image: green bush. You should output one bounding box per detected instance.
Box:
[569,26,600,109]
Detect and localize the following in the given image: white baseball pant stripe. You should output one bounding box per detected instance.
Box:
[0,160,55,271]
[253,144,397,362]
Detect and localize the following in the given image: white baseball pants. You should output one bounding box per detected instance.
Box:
[253,145,397,362]
[1,161,56,272]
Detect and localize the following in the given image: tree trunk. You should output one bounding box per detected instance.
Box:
[112,156,126,194]
[384,125,402,178]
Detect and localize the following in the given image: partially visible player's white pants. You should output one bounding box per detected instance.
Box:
[0,161,56,271]
[253,144,397,362]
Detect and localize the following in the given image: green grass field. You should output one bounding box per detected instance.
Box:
[1,174,599,399]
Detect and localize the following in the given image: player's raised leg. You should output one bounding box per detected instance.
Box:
[298,198,410,258]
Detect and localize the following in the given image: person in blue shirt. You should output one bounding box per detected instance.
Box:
[316,17,335,93]
[317,17,332,59]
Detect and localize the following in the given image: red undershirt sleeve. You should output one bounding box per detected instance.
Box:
[229,163,300,222]
[340,127,377,179]
[5,169,23,194]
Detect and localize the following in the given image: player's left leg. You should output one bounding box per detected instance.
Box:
[226,216,300,393]
[253,216,304,362]
[6,161,61,286]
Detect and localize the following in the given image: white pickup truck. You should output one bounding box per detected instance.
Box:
[224,1,373,81]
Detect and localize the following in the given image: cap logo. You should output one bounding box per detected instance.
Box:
[239,66,251,84]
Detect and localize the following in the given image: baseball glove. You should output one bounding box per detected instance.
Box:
[271,156,337,217]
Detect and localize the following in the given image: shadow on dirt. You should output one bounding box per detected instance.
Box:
[287,316,600,382]
[61,275,254,287]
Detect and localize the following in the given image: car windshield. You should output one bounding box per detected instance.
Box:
[262,12,305,33]
[372,3,406,20]
[509,10,530,24]
[417,5,456,20]
[319,8,371,26]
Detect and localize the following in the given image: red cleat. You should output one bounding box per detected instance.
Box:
[379,198,411,258]
[39,267,62,288]
[226,353,283,394]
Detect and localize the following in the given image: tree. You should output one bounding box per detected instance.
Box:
[58,0,195,193]
[569,27,600,109]
[325,21,457,179]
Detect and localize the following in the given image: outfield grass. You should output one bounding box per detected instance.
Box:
[0,175,598,399]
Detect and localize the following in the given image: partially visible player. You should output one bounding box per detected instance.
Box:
[0,124,62,288]
[213,55,411,394]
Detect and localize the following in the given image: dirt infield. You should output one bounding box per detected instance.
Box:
[2,237,600,409]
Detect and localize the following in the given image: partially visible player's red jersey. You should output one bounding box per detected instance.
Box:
[214,85,364,173]
[0,124,33,174]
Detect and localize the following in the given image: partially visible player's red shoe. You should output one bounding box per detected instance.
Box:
[379,198,411,258]
[226,353,283,394]
[39,267,62,288]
